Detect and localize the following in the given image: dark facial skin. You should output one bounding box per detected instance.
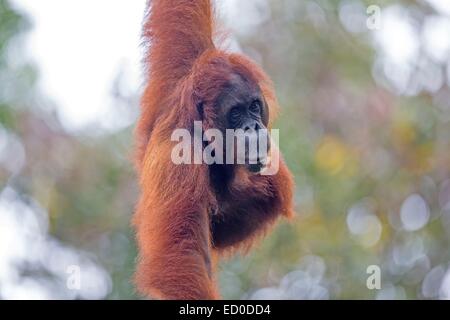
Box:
[214,74,270,173]
[205,73,271,214]
[216,74,268,131]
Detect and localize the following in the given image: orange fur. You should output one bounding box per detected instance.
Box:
[133,0,295,300]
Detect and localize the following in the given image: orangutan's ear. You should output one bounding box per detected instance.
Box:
[261,97,270,127]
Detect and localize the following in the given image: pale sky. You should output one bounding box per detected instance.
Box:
[12,0,148,132]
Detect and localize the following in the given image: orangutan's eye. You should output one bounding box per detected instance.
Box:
[249,100,261,114]
[229,107,241,122]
